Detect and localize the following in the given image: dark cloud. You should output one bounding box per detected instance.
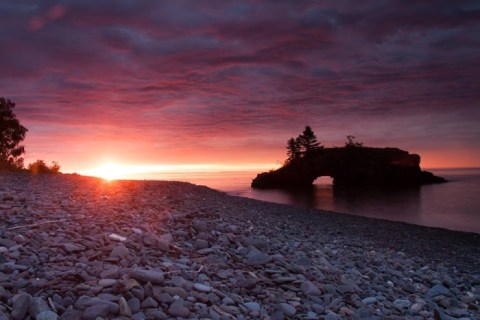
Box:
[1,0,479,169]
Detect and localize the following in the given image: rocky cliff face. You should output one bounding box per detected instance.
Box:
[251,147,446,189]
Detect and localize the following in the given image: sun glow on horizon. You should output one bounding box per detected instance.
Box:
[86,162,125,181]
[78,162,280,181]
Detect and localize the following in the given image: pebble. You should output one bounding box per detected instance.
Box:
[0,173,477,320]
[427,284,451,298]
[301,281,321,296]
[129,268,164,284]
[168,299,190,318]
[244,302,261,312]
[82,304,110,320]
[194,283,213,292]
[278,303,296,317]
[11,293,31,320]
[35,311,58,320]
[362,297,377,304]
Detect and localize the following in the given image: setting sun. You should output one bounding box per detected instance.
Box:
[93,162,125,180]
[78,162,278,181]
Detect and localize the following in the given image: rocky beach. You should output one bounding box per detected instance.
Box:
[0,172,479,320]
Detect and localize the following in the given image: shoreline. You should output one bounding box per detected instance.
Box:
[0,172,479,319]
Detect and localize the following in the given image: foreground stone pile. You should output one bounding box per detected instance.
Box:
[0,173,479,320]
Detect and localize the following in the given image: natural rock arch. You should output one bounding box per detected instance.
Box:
[252,147,446,189]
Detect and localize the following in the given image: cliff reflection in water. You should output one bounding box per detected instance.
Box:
[248,181,422,223]
[150,169,479,233]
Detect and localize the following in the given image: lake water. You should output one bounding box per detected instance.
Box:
[151,168,480,234]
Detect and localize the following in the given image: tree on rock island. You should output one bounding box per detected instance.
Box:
[286,137,301,164]
[285,126,323,164]
[297,126,323,156]
[0,97,28,171]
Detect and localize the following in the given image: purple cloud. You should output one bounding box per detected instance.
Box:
[1,0,479,169]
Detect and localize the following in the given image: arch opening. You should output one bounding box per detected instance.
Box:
[313,176,333,186]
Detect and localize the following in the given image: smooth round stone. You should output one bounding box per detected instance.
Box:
[162,287,188,299]
[362,297,377,304]
[11,293,31,320]
[393,299,412,310]
[278,303,296,317]
[141,297,158,308]
[325,312,340,320]
[118,297,132,317]
[194,239,209,250]
[427,284,450,298]
[194,283,212,292]
[82,304,110,320]
[244,302,261,312]
[168,300,190,318]
[127,298,141,314]
[301,281,321,296]
[35,311,58,320]
[110,245,130,259]
[98,279,116,287]
[129,268,164,284]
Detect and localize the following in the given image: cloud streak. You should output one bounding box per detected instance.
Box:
[1,0,479,170]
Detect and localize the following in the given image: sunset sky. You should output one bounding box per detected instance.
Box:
[1,1,479,175]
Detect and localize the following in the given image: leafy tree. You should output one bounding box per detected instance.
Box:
[297,125,322,156]
[28,160,61,174]
[345,135,363,148]
[0,97,28,171]
[285,137,301,164]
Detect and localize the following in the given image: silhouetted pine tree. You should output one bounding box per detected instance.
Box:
[286,137,301,164]
[297,126,322,156]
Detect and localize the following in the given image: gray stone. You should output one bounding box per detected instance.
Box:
[11,293,32,320]
[154,292,173,304]
[156,234,171,251]
[427,284,450,298]
[278,303,296,317]
[82,304,110,320]
[141,297,158,308]
[337,284,355,294]
[132,312,146,320]
[110,245,130,259]
[127,298,141,314]
[168,299,190,318]
[244,237,269,249]
[30,297,50,316]
[301,281,321,296]
[129,268,164,284]
[118,297,132,317]
[98,279,116,287]
[244,302,261,312]
[75,296,119,314]
[0,311,8,320]
[192,220,208,232]
[162,286,188,299]
[62,243,84,253]
[194,239,209,250]
[325,312,340,320]
[271,310,284,320]
[100,266,119,279]
[393,299,412,311]
[246,247,272,265]
[194,283,213,292]
[58,310,82,320]
[35,311,58,320]
[362,297,377,304]
[0,238,17,248]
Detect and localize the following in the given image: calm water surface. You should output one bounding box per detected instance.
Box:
[153,168,480,234]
